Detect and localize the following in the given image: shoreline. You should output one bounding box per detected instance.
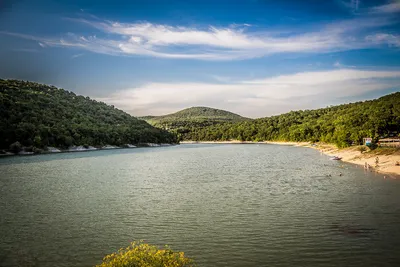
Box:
[0,143,177,158]
[180,140,310,145]
[180,140,400,177]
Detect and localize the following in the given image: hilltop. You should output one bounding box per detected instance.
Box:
[0,79,177,152]
[140,107,250,139]
[183,92,400,148]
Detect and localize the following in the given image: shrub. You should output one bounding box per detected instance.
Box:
[32,147,44,154]
[358,146,367,153]
[9,141,22,154]
[96,241,194,267]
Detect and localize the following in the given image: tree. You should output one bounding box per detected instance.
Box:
[34,135,42,147]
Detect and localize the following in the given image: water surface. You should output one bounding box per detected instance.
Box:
[1,144,399,267]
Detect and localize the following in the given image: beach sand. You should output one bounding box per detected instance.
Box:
[312,143,400,177]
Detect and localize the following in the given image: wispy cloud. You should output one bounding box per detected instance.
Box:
[337,0,360,13]
[96,69,400,117]
[370,1,400,13]
[333,61,356,68]
[38,42,46,48]
[333,61,342,67]
[366,33,400,47]
[12,48,40,53]
[1,11,397,60]
[71,53,84,59]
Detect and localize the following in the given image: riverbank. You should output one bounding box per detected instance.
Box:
[181,140,261,144]
[181,140,311,145]
[181,141,400,176]
[0,143,176,157]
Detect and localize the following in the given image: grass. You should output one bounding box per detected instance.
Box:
[366,147,400,156]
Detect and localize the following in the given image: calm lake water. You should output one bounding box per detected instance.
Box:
[1,144,400,267]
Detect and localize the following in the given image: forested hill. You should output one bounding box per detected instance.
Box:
[140,107,250,139]
[184,93,400,147]
[0,79,177,150]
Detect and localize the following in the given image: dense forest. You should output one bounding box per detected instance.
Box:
[183,93,400,147]
[2,79,398,152]
[0,79,177,151]
[140,106,249,139]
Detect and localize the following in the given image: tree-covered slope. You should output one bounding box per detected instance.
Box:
[140,106,250,139]
[0,79,177,150]
[184,93,400,147]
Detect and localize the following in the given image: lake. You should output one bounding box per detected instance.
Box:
[1,144,400,267]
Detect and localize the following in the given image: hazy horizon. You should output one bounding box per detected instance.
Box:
[1,0,400,117]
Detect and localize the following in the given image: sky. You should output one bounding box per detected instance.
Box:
[0,0,400,118]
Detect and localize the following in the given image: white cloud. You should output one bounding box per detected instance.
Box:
[334,61,342,67]
[96,69,400,117]
[1,14,396,60]
[38,42,46,48]
[366,33,400,47]
[370,2,400,13]
[71,53,84,59]
[243,69,400,85]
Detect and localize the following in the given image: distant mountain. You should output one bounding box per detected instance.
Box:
[0,79,177,151]
[140,107,250,139]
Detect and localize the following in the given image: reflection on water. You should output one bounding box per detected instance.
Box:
[0,144,399,267]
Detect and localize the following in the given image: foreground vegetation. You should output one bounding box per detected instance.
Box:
[0,80,177,151]
[140,107,249,140]
[96,241,194,267]
[183,92,400,147]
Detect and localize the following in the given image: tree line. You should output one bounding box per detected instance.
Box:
[182,92,400,148]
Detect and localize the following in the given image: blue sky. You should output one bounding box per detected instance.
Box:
[1,0,400,117]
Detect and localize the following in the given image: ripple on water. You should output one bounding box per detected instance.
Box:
[0,144,400,267]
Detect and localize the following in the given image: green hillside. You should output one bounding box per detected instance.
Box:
[184,93,400,147]
[140,106,250,140]
[0,79,177,151]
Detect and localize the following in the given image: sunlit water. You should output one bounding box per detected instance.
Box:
[1,144,400,267]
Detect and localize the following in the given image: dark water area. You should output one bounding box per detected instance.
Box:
[1,144,399,267]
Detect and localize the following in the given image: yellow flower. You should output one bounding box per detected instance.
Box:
[95,241,194,267]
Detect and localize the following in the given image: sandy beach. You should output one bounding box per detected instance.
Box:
[180,140,400,176]
[311,143,400,177]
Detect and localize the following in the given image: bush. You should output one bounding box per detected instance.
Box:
[32,147,44,154]
[358,146,367,153]
[9,141,22,154]
[96,241,194,267]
